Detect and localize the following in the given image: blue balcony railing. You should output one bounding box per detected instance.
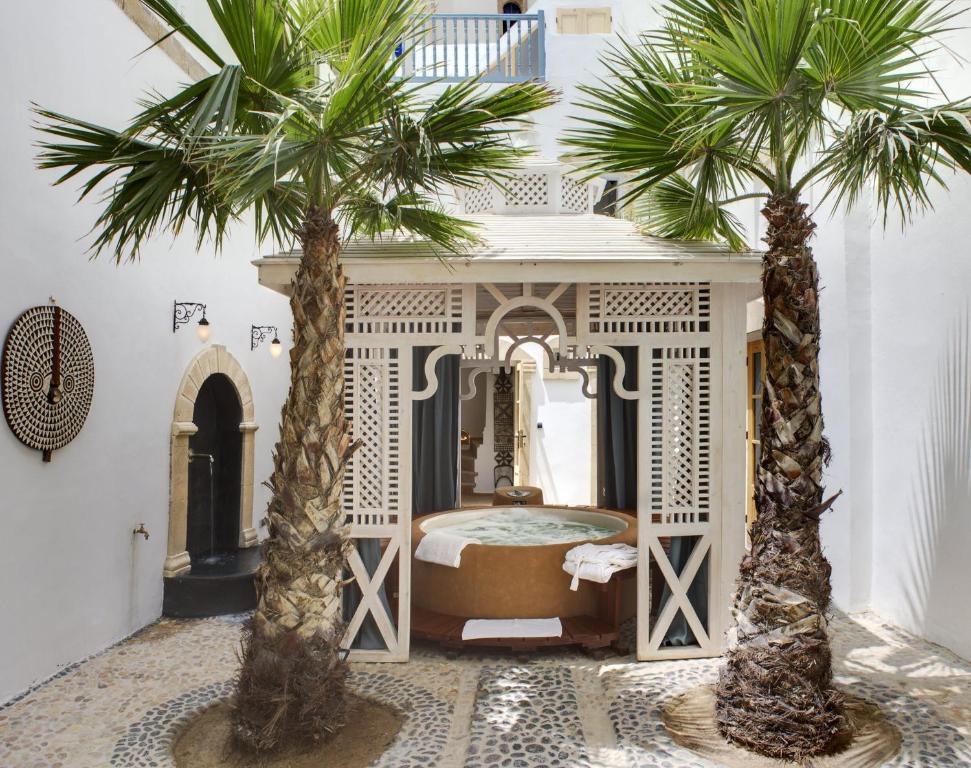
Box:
[396,12,546,83]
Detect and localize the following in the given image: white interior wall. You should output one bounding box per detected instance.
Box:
[474,373,497,494]
[460,378,487,437]
[520,344,593,505]
[0,0,291,702]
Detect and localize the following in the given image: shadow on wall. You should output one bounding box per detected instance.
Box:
[900,306,971,650]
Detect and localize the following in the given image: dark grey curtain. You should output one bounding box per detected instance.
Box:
[597,347,637,511]
[412,347,461,516]
[661,538,709,646]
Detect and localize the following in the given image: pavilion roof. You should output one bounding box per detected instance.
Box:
[254,212,762,295]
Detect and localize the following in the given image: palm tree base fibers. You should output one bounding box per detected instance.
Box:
[174,694,403,768]
[664,685,901,768]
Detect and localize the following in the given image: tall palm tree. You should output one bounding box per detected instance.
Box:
[566,0,971,760]
[36,0,555,752]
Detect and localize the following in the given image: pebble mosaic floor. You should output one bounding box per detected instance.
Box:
[0,612,968,767]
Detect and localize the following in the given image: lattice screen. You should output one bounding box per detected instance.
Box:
[560,176,589,213]
[343,347,400,529]
[465,183,496,214]
[588,283,711,335]
[345,284,464,335]
[504,173,549,207]
[649,347,711,526]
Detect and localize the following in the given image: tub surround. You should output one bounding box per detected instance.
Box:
[411,505,637,653]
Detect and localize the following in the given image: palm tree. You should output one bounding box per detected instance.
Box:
[566,0,971,760]
[36,0,555,752]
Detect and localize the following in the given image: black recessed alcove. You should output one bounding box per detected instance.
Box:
[186,373,242,560]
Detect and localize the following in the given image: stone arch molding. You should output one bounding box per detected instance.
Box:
[164,345,259,577]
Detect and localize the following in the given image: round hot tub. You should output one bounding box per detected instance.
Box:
[411,505,637,620]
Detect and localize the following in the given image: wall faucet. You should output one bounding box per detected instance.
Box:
[133,523,149,540]
[189,450,214,464]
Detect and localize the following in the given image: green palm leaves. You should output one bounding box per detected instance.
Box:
[566,0,971,247]
[35,0,556,262]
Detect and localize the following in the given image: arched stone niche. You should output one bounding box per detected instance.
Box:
[164,346,259,577]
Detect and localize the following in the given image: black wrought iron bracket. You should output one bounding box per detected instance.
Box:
[251,325,279,351]
[173,301,207,333]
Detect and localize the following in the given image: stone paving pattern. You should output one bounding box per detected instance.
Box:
[0,613,969,767]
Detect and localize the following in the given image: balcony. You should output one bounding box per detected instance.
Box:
[396,12,546,83]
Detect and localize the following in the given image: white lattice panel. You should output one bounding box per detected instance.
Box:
[343,347,400,529]
[465,183,496,213]
[560,176,589,212]
[588,283,710,336]
[346,284,464,335]
[504,173,549,207]
[649,347,711,526]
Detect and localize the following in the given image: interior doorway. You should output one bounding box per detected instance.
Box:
[458,340,598,508]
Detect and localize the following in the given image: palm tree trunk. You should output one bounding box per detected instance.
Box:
[233,206,352,752]
[714,194,847,761]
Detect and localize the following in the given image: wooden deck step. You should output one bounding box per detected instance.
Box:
[411,607,617,653]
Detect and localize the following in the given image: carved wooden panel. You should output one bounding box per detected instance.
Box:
[649,347,711,526]
[343,347,400,529]
[587,283,710,336]
[493,368,515,487]
[345,284,464,336]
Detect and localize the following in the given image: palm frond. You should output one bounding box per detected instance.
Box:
[36,0,555,259]
[137,0,225,66]
[367,78,557,193]
[804,0,961,112]
[818,104,971,222]
[340,189,480,253]
[634,173,748,250]
[35,108,234,262]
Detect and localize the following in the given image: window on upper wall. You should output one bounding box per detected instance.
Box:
[501,2,523,34]
[594,179,619,217]
[556,7,612,34]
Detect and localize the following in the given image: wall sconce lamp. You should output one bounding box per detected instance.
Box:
[251,325,283,357]
[173,301,210,342]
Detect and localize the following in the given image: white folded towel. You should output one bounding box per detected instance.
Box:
[415,531,478,568]
[563,543,637,590]
[461,617,563,640]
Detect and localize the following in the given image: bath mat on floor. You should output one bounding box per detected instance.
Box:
[462,618,562,640]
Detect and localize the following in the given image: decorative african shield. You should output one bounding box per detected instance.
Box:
[1,305,95,462]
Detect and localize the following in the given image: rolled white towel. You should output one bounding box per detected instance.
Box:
[564,560,618,585]
[415,530,478,568]
[563,543,637,590]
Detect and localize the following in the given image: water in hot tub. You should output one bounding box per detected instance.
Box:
[442,508,619,546]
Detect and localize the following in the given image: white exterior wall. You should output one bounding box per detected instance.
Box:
[0,0,291,702]
[862,18,971,659]
[868,171,971,661]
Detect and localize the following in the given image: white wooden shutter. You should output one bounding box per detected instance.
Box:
[555,7,612,34]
